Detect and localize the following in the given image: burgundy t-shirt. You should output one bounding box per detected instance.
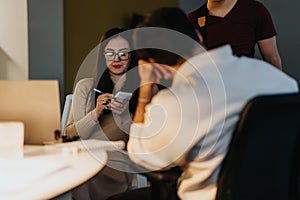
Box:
[188,0,277,57]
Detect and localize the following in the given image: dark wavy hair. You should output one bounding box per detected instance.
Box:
[93,27,139,112]
[94,28,138,90]
[134,7,201,66]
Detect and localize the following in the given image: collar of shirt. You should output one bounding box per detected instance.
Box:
[175,45,236,85]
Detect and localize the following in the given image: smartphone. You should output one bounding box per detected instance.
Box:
[114,91,132,100]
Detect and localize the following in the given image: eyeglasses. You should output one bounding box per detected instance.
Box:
[104,51,130,61]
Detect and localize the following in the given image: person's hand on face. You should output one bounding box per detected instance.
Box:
[138,59,173,86]
[95,93,114,117]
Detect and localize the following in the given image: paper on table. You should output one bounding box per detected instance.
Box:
[46,139,125,153]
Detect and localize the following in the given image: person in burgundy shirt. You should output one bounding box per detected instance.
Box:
[188,0,282,70]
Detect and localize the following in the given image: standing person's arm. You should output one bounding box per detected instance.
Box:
[258,36,282,70]
[255,1,282,70]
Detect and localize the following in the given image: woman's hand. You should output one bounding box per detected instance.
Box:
[110,97,129,115]
[95,93,114,118]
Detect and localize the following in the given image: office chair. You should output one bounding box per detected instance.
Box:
[60,94,79,142]
[61,94,73,133]
[143,93,300,200]
[216,93,300,200]
[60,93,148,189]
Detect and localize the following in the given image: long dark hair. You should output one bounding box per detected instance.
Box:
[94,27,139,112]
[135,7,200,66]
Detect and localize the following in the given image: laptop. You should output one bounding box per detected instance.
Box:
[0,80,61,145]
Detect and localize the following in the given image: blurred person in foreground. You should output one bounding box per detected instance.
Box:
[108,7,298,200]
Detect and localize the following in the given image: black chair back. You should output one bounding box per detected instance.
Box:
[216,93,300,200]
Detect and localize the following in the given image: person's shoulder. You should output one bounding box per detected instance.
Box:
[240,57,294,78]
[74,78,94,93]
[251,0,270,11]
[251,0,267,6]
[76,78,93,85]
[188,2,207,18]
[150,88,178,108]
[238,0,266,9]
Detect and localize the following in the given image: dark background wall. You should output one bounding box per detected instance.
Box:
[27,0,178,105]
[180,0,300,83]
[27,0,300,105]
[28,0,64,102]
[63,0,178,96]
[258,0,300,82]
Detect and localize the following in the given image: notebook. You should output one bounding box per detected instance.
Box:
[0,80,61,145]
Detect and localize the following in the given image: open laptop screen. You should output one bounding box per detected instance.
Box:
[0,80,61,145]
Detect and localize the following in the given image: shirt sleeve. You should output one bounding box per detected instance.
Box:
[64,79,102,139]
[127,86,203,170]
[254,1,277,41]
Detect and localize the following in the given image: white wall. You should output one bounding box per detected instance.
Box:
[0,0,28,80]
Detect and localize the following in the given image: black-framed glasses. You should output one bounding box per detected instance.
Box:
[104,51,130,61]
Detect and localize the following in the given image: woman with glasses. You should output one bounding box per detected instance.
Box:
[64,28,139,200]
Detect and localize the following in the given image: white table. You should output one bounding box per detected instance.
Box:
[0,144,108,200]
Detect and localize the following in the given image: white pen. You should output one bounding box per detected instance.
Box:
[93,88,104,94]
